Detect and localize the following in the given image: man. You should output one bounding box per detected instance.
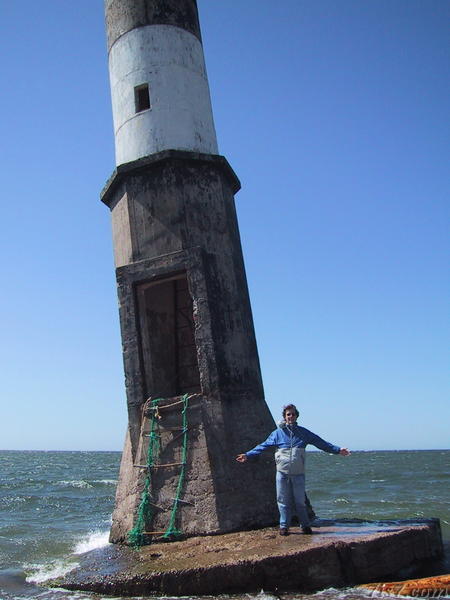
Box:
[236,404,350,536]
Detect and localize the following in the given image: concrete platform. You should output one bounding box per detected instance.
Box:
[52,519,443,596]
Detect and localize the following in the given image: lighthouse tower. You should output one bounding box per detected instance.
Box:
[103,0,277,543]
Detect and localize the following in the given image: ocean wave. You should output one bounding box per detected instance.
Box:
[73,529,110,554]
[253,591,280,600]
[91,479,117,486]
[0,496,27,507]
[21,531,111,586]
[25,558,78,584]
[56,480,93,489]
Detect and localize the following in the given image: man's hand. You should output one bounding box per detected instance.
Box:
[339,448,351,456]
[236,454,247,462]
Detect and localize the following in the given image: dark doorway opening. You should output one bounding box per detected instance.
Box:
[136,274,201,398]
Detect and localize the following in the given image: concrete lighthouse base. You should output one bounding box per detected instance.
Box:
[52,519,443,596]
[102,152,278,543]
[109,393,278,543]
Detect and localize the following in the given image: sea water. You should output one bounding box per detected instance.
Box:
[0,449,448,600]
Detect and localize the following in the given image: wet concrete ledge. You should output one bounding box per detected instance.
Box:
[52,519,443,596]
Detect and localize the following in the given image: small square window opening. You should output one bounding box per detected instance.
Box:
[134,84,150,113]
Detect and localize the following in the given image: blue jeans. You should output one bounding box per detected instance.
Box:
[276,471,311,528]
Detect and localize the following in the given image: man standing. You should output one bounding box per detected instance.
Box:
[236,404,350,536]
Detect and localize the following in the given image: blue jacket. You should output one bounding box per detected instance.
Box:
[246,423,341,457]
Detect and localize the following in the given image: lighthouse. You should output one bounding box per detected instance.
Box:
[103,0,277,543]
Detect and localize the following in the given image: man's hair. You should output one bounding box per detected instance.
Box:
[282,404,299,419]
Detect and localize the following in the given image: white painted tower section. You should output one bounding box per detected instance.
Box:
[108,24,219,166]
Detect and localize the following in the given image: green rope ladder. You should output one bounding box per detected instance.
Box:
[128,394,190,547]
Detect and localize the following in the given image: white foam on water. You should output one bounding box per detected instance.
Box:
[254,590,280,600]
[92,479,117,485]
[57,480,93,489]
[25,559,78,584]
[73,529,110,555]
[23,530,110,588]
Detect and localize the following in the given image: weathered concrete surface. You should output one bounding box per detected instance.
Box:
[53,519,443,596]
[104,152,278,543]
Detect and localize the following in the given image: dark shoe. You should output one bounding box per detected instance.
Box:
[302,526,313,535]
[279,527,289,536]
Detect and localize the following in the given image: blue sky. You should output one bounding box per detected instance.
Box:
[0,1,448,451]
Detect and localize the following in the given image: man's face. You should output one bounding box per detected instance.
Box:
[284,410,297,425]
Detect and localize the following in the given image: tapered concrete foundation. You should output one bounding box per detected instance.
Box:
[103,152,277,542]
